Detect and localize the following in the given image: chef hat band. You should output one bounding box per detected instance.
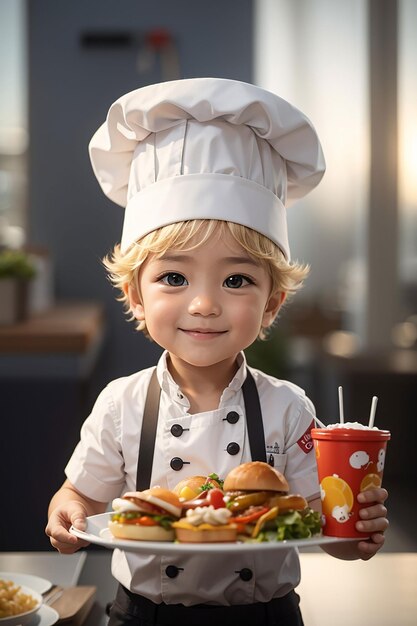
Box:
[89,78,326,259]
[123,173,288,255]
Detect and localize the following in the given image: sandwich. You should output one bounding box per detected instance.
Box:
[172,505,237,543]
[223,461,321,541]
[173,473,223,501]
[109,487,182,541]
[172,475,236,542]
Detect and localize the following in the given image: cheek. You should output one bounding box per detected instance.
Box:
[143,296,177,326]
[230,299,265,328]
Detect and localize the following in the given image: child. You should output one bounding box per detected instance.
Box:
[46,78,389,626]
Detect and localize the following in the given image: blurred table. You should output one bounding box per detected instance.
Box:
[298,552,417,626]
[1,551,416,625]
[0,301,105,378]
[0,550,116,626]
[0,302,106,550]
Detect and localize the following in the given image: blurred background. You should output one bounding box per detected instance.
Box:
[0,0,415,550]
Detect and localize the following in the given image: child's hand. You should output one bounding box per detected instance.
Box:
[45,501,90,554]
[355,487,389,560]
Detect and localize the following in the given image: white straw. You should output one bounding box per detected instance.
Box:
[313,415,327,429]
[368,396,378,429]
[338,386,345,424]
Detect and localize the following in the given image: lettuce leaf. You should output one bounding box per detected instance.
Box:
[252,509,322,542]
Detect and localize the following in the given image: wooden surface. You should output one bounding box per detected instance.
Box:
[53,586,96,624]
[0,302,104,353]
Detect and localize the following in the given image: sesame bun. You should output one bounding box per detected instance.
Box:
[223,462,289,492]
[123,487,182,518]
[109,521,175,541]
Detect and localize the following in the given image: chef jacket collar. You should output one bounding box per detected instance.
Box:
[156,351,248,410]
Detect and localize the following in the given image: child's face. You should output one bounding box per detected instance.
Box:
[127,230,284,370]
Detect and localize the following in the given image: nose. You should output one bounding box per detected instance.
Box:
[188,292,221,317]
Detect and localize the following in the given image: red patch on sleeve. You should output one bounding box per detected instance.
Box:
[297,420,315,453]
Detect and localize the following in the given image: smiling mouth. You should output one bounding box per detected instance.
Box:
[180,328,227,337]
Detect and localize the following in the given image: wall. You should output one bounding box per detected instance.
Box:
[27,0,254,389]
[0,0,254,551]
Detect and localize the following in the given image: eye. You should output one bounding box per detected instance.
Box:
[160,272,188,287]
[224,274,253,289]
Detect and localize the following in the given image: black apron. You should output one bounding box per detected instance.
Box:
[107,368,304,626]
[136,367,267,491]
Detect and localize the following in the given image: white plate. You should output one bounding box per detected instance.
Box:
[0,582,42,626]
[70,513,358,554]
[27,605,59,626]
[0,573,51,596]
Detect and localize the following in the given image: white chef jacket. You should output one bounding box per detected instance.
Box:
[65,351,320,606]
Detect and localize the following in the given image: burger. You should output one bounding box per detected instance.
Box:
[223,461,321,541]
[173,473,223,501]
[172,505,237,543]
[109,488,182,541]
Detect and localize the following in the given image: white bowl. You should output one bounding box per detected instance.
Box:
[0,582,42,626]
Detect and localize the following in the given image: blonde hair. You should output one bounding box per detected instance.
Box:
[103,220,309,339]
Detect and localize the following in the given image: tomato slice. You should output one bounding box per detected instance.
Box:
[138,516,158,526]
[233,506,270,524]
[235,523,247,534]
[123,515,158,526]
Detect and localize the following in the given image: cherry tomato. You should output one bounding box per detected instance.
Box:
[206,488,225,509]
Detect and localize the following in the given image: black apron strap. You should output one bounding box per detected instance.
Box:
[136,367,266,490]
[136,368,160,491]
[242,369,267,463]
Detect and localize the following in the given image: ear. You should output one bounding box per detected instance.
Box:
[262,291,286,328]
[123,282,145,321]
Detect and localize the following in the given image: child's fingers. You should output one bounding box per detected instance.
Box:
[70,510,87,531]
[358,503,388,521]
[356,515,389,534]
[47,524,90,554]
[357,533,385,560]
[45,503,89,553]
[357,487,388,505]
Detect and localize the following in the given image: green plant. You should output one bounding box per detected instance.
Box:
[0,249,36,279]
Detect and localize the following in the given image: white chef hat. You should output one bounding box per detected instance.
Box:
[89,77,325,259]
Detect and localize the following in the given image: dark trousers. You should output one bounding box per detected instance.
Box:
[107,584,305,626]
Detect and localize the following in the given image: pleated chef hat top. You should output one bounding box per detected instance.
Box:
[89,77,325,259]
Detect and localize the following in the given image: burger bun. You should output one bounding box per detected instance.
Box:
[123,487,182,518]
[174,526,237,543]
[109,521,175,542]
[173,475,221,500]
[173,475,207,492]
[223,461,289,492]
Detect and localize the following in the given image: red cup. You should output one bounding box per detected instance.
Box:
[311,427,390,538]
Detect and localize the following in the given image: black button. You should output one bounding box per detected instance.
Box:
[171,424,184,437]
[165,565,183,578]
[170,457,190,471]
[225,411,240,424]
[226,442,240,455]
[235,568,253,581]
